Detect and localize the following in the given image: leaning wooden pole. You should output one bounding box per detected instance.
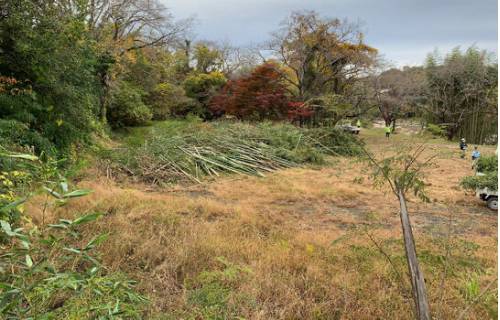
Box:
[398,189,431,320]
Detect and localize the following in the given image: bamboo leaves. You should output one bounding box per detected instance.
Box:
[131,122,362,184]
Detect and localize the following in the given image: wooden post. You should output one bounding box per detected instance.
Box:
[398,189,431,320]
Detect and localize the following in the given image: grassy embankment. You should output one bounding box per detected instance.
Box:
[26,121,497,319]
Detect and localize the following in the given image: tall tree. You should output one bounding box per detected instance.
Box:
[267,11,377,100]
[424,47,497,142]
[83,0,192,123]
[192,42,222,73]
[210,63,290,120]
[0,0,101,153]
[373,66,426,128]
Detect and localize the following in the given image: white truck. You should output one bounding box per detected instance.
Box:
[475,172,498,210]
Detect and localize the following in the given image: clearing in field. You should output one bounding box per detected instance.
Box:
[1,3,497,319]
[24,124,497,319]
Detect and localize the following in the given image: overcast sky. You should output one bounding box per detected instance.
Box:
[164,0,498,67]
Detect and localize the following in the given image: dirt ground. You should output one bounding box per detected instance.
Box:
[142,127,497,242]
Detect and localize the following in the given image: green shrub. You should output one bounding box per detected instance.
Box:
[183,72,227,100]
[107,81,152,128]
[0,119,55,156]
[0,152,148,318]
[426,123,446,137]
[148,83,199,120]
[183,72,226,118]
[0,4,102,155]
[0,151,59,235]
[460,155,498,191]
[460,172,498,191]
[0,212,148,318]
[476,155,498,173]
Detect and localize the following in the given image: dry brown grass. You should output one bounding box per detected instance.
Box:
[25,130,497,319]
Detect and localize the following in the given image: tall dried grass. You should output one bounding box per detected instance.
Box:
[25,135,497,319]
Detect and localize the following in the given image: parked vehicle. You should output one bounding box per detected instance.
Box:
[476,187,498,210]
[339,124,360,135]
[475,172,498,211]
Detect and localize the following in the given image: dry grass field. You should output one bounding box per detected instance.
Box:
[26,127,497,319]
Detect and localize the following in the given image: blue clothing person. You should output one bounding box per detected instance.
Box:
[471,147,481,170]
[472,149,480,160]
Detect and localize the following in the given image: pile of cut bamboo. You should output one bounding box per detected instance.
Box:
[137,135,296,183]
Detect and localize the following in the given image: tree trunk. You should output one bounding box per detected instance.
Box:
[446,125,457,141]
[398,190,431,320]
[378,103,392,127]
[99,89,108,124]
[99,72,111,124]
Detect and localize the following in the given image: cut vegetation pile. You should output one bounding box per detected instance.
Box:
[101,120,363,184]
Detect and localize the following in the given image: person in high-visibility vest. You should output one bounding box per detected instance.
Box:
[384,125,391,139]
[356,119,361,128]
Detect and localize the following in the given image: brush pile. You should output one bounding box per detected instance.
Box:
[106,121,363,184]
[136,135,296,184]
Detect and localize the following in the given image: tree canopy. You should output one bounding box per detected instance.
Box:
[0,6,497,158]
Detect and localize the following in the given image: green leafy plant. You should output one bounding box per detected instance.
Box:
[148,83,199,120]
[107,81,152,128]
[475,155,498,173]
[367,145,435,202]
[0,211,148,319]
[460,172,498,191]
[0,150,148,319]
[460,155,498,191]
[185,257,253,319]
[425,123,446,137]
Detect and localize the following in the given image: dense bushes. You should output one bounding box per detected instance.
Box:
[183,72,227,118]
[0,3,101,155]
[148,83,201,119]
[0,151,148,318]
[107,81,152,128]
[475,155,498,173]
[0,119,55,155]
[461,173,498,191]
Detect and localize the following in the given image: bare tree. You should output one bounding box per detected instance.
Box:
[186,40,259,77]
[217,42,260,78]
[85,0,191,49]
[372,63,426,129]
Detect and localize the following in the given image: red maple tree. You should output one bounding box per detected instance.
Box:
[210,63,291,120]
[287,101,314,125]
